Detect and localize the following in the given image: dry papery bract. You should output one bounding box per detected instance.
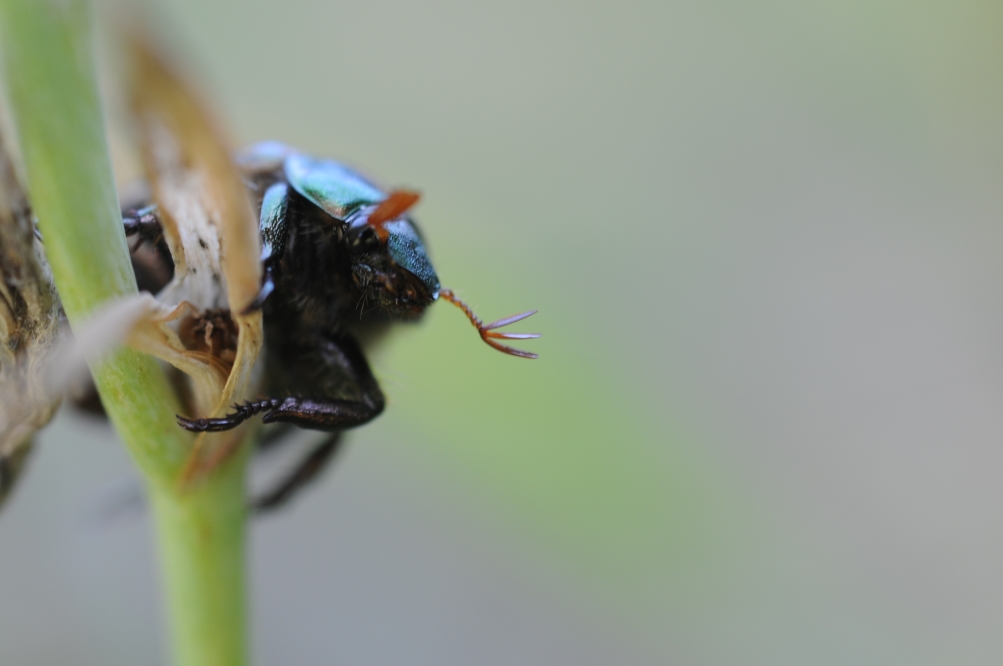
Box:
[0,133,61,505]
[1,29,265,493]
[120,31,263,480]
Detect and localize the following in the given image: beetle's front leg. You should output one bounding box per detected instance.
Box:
[244,181,289,312]
[261,395,382,430]
[177,332,385,433]
[176,398,283,432]
[177,394,382,433]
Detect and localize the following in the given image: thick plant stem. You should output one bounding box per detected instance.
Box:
[0,2,249,665]
[150,447,249,666]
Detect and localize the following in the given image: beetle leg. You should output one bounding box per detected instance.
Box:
[177,398,283,432]
[259,395,381,430]
[121,204,175,294]
[244,182,289,312]
[177,332,385,433]
[177,386,382,434]
[252,431,343,513]
[258,332,385,430]
[244,277,274,313]
[122,204,163,245]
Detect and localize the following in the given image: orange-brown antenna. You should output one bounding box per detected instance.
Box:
[367,189,421,242]
[439,288,540,359]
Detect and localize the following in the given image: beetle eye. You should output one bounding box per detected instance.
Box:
[358,226,378,244]
[366,189,420,242]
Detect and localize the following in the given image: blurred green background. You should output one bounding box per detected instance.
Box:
[3,0,1003,663]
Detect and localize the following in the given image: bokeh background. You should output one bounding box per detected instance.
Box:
[3,1,1003,663]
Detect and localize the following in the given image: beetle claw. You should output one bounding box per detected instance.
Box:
[439,288,540,359]
[176,414,207,431]
[176,414,235,433]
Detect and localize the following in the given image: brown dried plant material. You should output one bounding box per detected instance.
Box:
[0,136,61,506]
[122,29,264,481]
[178,309,239,370]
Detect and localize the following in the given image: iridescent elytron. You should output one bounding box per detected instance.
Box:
[123,142,538,509]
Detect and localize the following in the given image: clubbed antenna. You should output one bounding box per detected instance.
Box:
[439,288,540,359]
[367,189,421,242]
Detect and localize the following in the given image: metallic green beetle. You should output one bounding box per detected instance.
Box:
[124,142,538,509]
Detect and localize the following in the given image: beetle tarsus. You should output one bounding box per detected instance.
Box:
[176,398,283,433]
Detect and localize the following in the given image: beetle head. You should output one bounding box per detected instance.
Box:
[344,190,539,357]
[346,190,440,318]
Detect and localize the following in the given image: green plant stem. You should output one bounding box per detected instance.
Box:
[150,447,249,666]
[0,2,248,665]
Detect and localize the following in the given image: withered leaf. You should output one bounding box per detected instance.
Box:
[123,28,264,481]
[0,135,62,507]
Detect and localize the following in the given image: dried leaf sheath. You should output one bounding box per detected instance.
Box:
[0,136,61,505]
[124,31,263,476]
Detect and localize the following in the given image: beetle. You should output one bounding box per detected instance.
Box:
[123,142,538,510]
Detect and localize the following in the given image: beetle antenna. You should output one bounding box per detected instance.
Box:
[367,189,421,242]
[439,288,540,359]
